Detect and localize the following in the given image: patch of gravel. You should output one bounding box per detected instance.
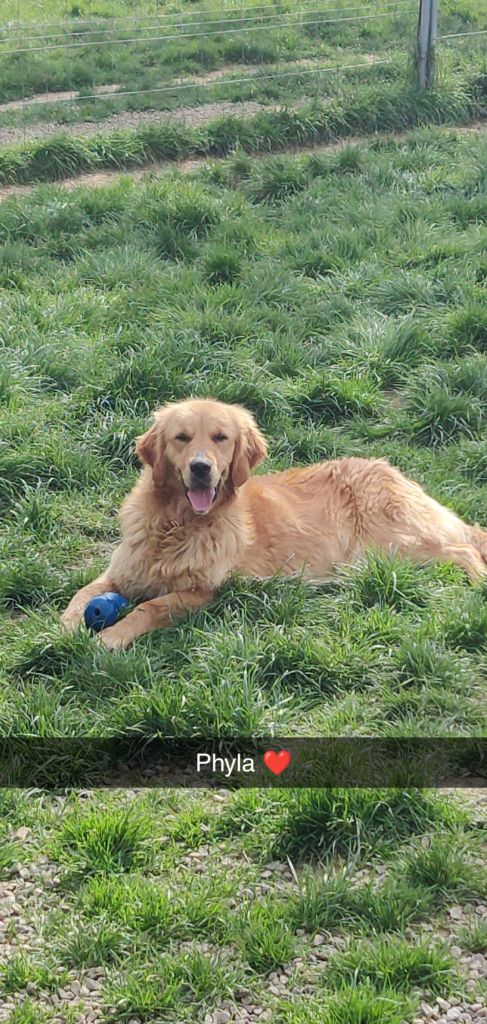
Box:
[0,839,105,1022]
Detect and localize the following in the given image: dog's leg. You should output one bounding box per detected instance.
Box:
[98,587,213,651]
[61,573,117,632]
[471,526,487,573]
[404,537,487,581]
[382,511,487,581]
[377,496,486,581]
[358,461,487,582]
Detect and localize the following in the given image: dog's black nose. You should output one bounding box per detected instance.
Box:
[190,459,212,480]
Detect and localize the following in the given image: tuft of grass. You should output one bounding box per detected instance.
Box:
[57,921,127,968]
[246,157,310,204]
[108,949,240,1021]
[51,806,156,875]
[249,789,466,862]
[340,551,433,612]
[1,955,65,995]
[290,871,355,934]
[400,833,487,903]
[293,371,383,425]
[458,919,487,954]
[7,1003,49,1024]
[449,304,487,353]
[202,244,243,285]
[290,868,433,936]
[277,983,413,1024]
[325,935,456,996]
[236,898,296,973]
[404,377,484,447]
[439,592,487,652]
[0,839,20,878]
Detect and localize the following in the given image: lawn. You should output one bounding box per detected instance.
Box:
[2,126,487,739]
[1,3,487,1022]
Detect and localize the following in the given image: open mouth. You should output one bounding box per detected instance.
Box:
[185,483,219,514]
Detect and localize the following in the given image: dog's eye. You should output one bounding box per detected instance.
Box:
[212,433,228,443]
[175,433,191,443]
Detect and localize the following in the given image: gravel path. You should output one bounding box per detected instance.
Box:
[0,99,275,146]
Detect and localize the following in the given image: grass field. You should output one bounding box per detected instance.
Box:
[2,125,487,739]
[1,2,487,1022]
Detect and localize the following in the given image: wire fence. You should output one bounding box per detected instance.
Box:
[0,0,484,144]
[0,6,417,56]
[0,0,416,39]
[0,0,416,33]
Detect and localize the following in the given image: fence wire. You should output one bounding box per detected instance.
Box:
[439,29,487,42]
[2,1,414,45]
[0,0,406,34]
[0,7,417,57]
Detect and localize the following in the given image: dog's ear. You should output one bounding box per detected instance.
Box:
[231,411,267,489]
[136,415,167,488]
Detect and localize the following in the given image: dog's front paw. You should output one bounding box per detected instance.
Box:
[97,622,133,651]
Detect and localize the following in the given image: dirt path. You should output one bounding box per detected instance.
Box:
[0,66,263,116]
[0,83,121,113]
[0,134,367,203]
[0,98,281,146]
[0,119,486,204]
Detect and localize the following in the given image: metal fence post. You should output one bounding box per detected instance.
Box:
[417,0,439,88]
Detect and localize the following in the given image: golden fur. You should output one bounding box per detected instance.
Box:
[61,398,487,649]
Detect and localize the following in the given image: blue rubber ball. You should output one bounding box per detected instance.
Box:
[84,592,129,632]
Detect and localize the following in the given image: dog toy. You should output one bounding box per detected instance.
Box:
[84,592,129,632]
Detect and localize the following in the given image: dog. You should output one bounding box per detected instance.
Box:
[61,397,487,649]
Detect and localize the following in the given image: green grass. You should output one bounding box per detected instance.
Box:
[237,897,296,972]
[458,918,487,953]
[277,984,414,1024]
[400,832,487,903]
[50,805,157,875]
[290,869,434,934]
[3,128,487,738]
[0,0,483,125]
[325,934,456,995]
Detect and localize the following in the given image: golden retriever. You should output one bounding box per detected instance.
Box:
[61,397,487,649]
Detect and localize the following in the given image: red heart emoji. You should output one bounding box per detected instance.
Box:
[263,749,291,776]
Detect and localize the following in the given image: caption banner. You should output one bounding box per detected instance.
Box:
[0,737,485,788]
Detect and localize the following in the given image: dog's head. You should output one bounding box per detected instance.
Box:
[136,398,267,514]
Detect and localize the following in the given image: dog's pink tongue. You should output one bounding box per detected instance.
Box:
[187,487,215,512]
